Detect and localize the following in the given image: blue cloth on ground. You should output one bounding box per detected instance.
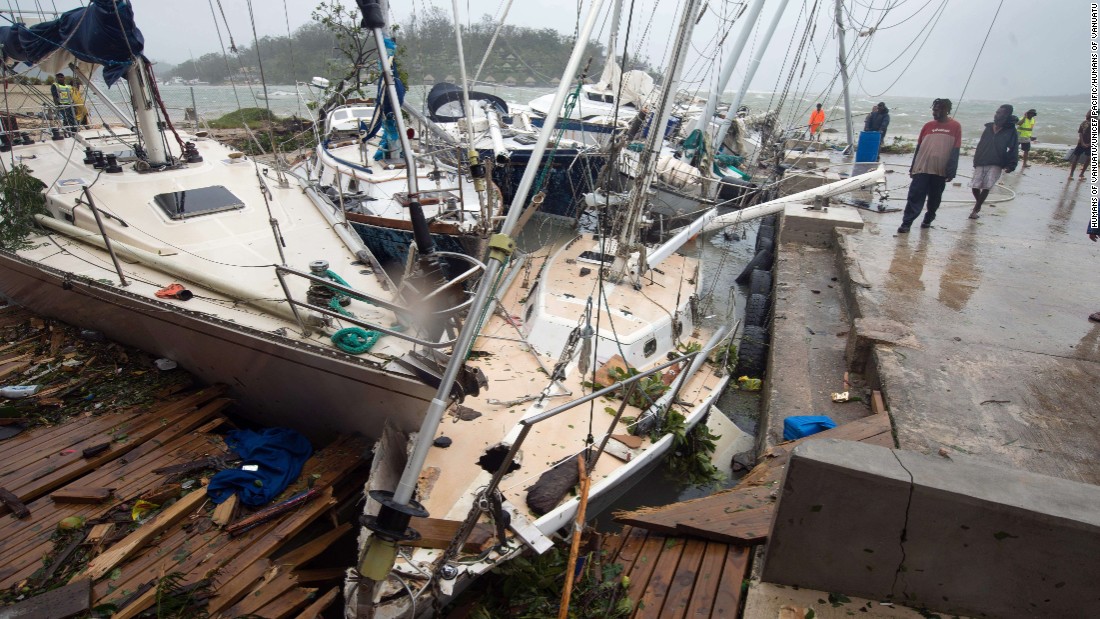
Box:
[207,428,313,507]
[783,415,837,441]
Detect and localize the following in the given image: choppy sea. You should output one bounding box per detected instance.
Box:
[151,82,1089,149]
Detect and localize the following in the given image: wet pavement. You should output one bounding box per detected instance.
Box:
[840,157,1100,484]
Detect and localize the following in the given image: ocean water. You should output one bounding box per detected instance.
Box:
[151,83,1089,149]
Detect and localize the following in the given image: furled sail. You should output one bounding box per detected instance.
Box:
[0,0,144,86]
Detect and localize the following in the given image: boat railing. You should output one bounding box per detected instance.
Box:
[275,252,485,348]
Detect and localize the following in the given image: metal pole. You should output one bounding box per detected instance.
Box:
[451,0,475,125]
[190,86,198,131]
[81,187,129,287]
[369,25,436,255]
[619,0,702,250]
[125,62,169,165]
[836,0,855,154]
[692,0,767,136]
[714,0,792,150]
[391,0,609,507]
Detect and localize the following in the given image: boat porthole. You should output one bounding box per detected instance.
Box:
[643,338,657,357]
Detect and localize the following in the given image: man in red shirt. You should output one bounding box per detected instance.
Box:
[898,98,962,233]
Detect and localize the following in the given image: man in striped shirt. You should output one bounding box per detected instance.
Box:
[898,98,962,234]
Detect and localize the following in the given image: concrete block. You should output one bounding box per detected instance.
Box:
[844,316,912,373]
[762,439,1100,619]
[784,151,832,170]
[779,170,844,196]
[780,202,864,248]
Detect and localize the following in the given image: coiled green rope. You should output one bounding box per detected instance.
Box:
[331,327,382,354]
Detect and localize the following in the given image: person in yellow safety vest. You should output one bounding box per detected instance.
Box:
[808,103,826,141]
[1016,108,1037,168]
[71,82,89,128]
[51,73,77,129]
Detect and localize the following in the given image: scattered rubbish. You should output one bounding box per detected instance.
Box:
[938,448,951,458]
[836,330,848,337]
[154,358,178,371]
[0,384,40,398]
[783,415,837,440]
[154,283,194,301]
[737,376,762,391]
[810,289,821,294]
[831,391,850,403]
[433,436,453,448]
[980,399,1011,405]
[131,499,159,521]
[806,327,816,335]
[57,515,86,530]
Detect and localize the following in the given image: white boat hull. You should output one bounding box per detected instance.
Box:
[0,251,436,442]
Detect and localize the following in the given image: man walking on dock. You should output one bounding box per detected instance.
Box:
[968,104,1018,220]
[898,98,962,233]
[808,103,825,141]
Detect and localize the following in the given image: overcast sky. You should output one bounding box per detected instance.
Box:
[39,0,1087,100]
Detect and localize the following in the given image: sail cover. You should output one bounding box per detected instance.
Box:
[426,82,509,122]
[0,0,144,86]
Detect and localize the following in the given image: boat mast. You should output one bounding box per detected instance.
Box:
[600,0,623,86]
[450,0,475,129]
[354,0,608,586]
[690,0,767,137]
[126,61,169,166]
[712,0,792,152]
[836,0,855,153]
[618,0,702,253]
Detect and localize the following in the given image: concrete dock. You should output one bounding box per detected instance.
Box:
[746,159,1099,617]
[761,158,1099,483]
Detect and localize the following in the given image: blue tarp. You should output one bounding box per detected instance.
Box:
[207,428,313,507]
[0,0,144,86]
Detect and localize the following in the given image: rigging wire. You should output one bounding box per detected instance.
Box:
[953,0,1005,115]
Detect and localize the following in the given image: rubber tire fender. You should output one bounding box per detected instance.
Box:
[735,249,774,284]
[736,325,770,378]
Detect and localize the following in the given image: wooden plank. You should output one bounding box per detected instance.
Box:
[82,489,208,580]
[871,390,886,414]
[294,586,339,619]
[49,487,113,504]
[0,432,225,587]
[405,517,495,553]
[633,536,684,618]
[658,537,707,619]
[0,488,29,518]
[255,586,318,619]
[87,523,114,544]
[223,566,299,617]
[677,506,773,546]
[292,567,346,584]
[212,494,239,527]
[205,559,273,616]
[683,542,731,619]
[275,523,351,568]
[710,546,751,618]
[607,526,649,573]
[623,532,671,615]
[0,579,90,619]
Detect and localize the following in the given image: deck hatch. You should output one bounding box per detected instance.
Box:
[154,185,245,220]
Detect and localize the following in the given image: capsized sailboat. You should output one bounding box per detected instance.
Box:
[346,0,748,615]
[0,0,486,441]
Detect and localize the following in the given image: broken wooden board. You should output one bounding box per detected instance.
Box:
[0,488,29,519]
[212,494,239,527]
[82,489,208,580]
[49,487,113,504]
[405,517,496,553]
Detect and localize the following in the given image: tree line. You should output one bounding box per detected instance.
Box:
[165,3,655,87]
